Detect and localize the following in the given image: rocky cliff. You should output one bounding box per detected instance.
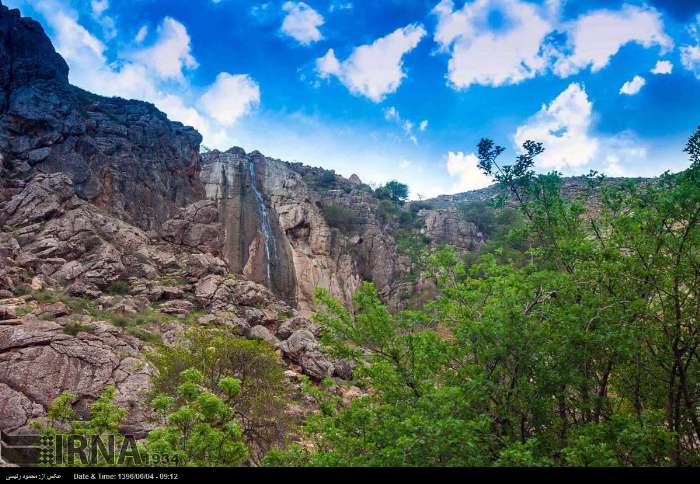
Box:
[0,2,203,231]
[0,2,349,453]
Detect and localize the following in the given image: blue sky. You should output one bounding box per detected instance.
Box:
[5,0,700,198]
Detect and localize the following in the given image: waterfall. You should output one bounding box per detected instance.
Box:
[248,158,274,286]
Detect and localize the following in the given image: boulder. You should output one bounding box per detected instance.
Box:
[279,330,334,380]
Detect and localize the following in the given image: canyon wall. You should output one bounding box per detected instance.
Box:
[0,2,203,231]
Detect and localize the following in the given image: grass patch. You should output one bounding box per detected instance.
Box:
[63,322,95,336]
[106,280,130,295]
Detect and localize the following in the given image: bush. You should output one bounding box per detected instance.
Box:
[322,204,356,233]
[147,328,290,461]
[374,180,409,204]
[107,280,130,295]
[145,369,249,467]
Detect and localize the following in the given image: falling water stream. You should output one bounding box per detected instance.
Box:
[248,158,274,286]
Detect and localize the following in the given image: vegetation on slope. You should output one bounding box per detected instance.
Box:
[265,127,700,467]
[39,127,700,467]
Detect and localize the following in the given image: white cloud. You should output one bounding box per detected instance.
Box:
[619,75,646,95]
[132,17,198,82]
[90,0,109,16]
[383,106,423,144]
[384,106,400,122]
[134,25,148,44]
[199,73,261,127]
[552,5,672,77]
[316,23,426,102]
[281,2,324,45]
[681,45,700,78]
[432,0,555,89]
[514,83,598,170]
[651,60,673,74]
[446,151,493,192]
[514,83,655,176]
[602,135,648,177]
[431,1,672,89]
[29,0,260,151]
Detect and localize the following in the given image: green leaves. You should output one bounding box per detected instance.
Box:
[269,127,700,467]
[146,369,249,467]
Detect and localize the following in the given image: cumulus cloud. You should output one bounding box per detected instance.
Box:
[431,1,672,90]
[651,59,673,74]
[552,5,672,77]
[316,24,426,102]
[131,17,198,82]
[602,134,648,177]
[446,151,494,192]
[419,120,428,132]
[281,2,324,45]
[619,75,646,95]
[432,0,555,89]
[514,83,654,176]
[199,73,261,127]
[514,83,598,170]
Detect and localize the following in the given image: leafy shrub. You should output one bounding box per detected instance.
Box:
[106,280,130,295]
[63,322,95,336]
[145,369,249,466]
[147,328,290,461]
[322,204,356,232]
[374,180,409,204]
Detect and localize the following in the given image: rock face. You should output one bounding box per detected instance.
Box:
[0,171,346,439]
[0,2,203,232]
[421,208,484,251]
[0,318,151,436]
[201,148,405,311]
[200,149,298,303]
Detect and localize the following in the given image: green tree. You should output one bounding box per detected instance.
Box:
[144,369,249,467]
[147,328,290,462]
[375,180,409,204]
[266,127,700,467]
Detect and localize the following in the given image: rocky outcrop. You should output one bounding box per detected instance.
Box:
[421,208,484,251]
[0,316,152,436]
[0,1,203,232]
[0,170,349,441]
[201,148,412,311]
[200,149,297,303]
[0,173,226,292]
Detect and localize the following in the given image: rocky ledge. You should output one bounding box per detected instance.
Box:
[0,173,351,437]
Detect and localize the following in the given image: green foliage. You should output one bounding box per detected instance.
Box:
[63,322,96,336]
[106,280,130,295]
[144,369,249,467]
[457,200,521,239]
[147,328,290,461]
[374,180,409,204]
[322,204,357,233]
[35,386,132,466]
[266,127,700,467]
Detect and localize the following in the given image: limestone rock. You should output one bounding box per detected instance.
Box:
[247,325,279,347]
[279,330,334,380]
[0,318,152,435]
[0,2,203,232]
